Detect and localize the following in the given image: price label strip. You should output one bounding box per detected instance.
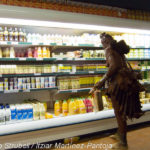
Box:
[36,58,43,61]
[72,89,78,93]
[34,73,41,76]
[19,58,26,61]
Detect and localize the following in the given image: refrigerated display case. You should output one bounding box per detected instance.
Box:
[0,4,150,149]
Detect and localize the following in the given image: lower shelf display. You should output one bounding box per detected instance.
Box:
[0,104,150,136]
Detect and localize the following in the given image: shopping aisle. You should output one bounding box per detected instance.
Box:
[51,124,150,150]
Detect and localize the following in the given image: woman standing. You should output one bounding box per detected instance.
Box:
[90,33,145,149]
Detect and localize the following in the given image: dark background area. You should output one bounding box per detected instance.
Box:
[70,0,150,11]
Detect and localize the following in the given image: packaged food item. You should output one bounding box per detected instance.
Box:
[45,112,53,119]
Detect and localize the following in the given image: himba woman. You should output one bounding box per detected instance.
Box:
[90,33,145,149]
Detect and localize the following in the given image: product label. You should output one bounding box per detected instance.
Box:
[72,89,77,93]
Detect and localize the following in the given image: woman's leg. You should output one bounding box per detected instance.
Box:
[111,95,127,146]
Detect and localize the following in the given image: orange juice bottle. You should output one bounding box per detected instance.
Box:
[62,100,68,116]
[54,100,60,116]
[43,47,47,58]
[75,98,80,114]
[79,99,86,114]
[69,99,77,115]
[47,47,51,58]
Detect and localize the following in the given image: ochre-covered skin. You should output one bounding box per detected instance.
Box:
[91,33,145,147]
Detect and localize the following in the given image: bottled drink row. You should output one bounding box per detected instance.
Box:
[0,76,56,91]
[0,27,27,42]
[0,47,51,58]
[114,34,150,48]
[0,46,149,59]
[0,64,107,74]
[126,49,150,58]
[0,100,47,125]
[54,97,94,117]
[57,75,103,90]
[52,49,105,58]
[0,26,150,48]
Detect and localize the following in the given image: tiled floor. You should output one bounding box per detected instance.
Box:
[51,124,150,150]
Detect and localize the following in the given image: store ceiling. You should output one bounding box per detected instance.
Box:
[70,0,150,11]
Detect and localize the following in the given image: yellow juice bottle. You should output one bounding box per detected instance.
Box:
[62,100,68,116]
[54,100,60,116]
[75,98,80,114]
[79,99,86,114]
[69,99,77,115]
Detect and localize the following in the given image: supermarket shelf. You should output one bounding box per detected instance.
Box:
[127,58,150,61]
[0,41,102,47]
[58,88,92,93]
[0,57,150,62]
[0,71,107,77]
[0,104,149,136]
[0,87,58,94]
[0,58,57,61]
[0,41,150,50]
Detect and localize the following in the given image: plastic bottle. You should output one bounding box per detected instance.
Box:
[4,27,8,41]
[22,104,28,121]
[10,47,15,58]
[86,99,93,113]
[33,47,38,58]
[39,103,46,120]
[16,104,23,122]
[27,48,33,58]
[5,104,11,124]
[75,98,80,114]
[47,47,51,58]
[0,27,4,41]
[23,29,27,42]
[79,99,86,114]
[0,48,2,58]
[14,28,18,42]
[69,99,77,115]
[62,100,68,116]
[43,47,47,58]
[0,105,5,125]
[54,100,60,116]
[18,28,24,42]
[37,47,42,58]
[8,27,13,41]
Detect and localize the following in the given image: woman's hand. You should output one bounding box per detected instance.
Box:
[89,80,105,95]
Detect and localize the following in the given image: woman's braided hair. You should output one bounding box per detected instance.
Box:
[100,33,130,55]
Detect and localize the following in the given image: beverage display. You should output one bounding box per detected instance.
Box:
[0,26,27,42]
[0,76,56,91]
[0,46,51,58]
[57,75,103,90]
[52,49,105,58]
[54,97,94,117]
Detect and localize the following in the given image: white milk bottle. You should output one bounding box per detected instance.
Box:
[5,104,11,124]
[0,105,5,125]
